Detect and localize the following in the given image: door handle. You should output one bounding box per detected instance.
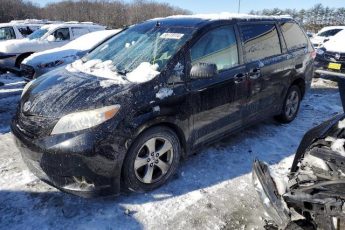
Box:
[234,73,246,83]
[249,68,261,79]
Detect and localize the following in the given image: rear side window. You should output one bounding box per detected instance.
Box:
[53,28,70,41]
[0,27,15,40]
[191,25,239,72]
[280,22,308,50]
[72,27,90,38]
[240,23,281,62]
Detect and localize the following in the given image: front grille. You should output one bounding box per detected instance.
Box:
[324,51,345,62]
[17,111,57,138]
[20,64,35,80]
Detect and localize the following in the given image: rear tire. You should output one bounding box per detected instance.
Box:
[122,126,181,193]
[275,85,301,123]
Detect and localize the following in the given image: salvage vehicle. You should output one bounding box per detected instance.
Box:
[0,22,105,72]
[310,26,345,49]
[314,30,345,78]
[253,75,345,229]
[12,13,314,197]
[21,29,121,80]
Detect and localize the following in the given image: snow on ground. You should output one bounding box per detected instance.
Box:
[0,74,342,230]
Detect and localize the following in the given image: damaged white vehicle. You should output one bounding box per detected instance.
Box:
[253,76,345,229]
[0,22,106,72]
[21,29,121,80]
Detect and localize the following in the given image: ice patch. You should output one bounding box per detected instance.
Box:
[156,88,173,99]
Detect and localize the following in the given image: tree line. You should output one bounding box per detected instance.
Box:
[250,4,345,32]
[1,1,344,32]
[0,0,191,28]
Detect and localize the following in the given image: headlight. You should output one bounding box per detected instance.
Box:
[51,105,120,135]
[21,79,35,98]
[316,48,325,55]
[38,60,64,69]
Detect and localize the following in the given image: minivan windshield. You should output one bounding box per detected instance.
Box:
[83,23,193,73]
[27,28,48,40]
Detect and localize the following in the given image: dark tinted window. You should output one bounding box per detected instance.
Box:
[191,25,238,71]
[319,29,342,37]
[280,22,308,50]
[240,23,281,62]
[53,28,70,41]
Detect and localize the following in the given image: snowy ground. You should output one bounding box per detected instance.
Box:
[0,74,342,230]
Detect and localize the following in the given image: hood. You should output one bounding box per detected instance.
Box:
[323,39,345,53]
[21,68,134,118]
[0,38,52,54]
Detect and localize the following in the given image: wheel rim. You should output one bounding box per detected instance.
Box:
[134,137,174,184]
[285,90,299,119]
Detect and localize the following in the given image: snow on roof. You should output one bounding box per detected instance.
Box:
[165,12,292,21]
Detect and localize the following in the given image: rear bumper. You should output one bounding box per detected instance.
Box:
[11,119,127,198]
[0,53,18,69]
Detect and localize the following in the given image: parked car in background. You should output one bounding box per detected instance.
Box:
[0,19,50,41]
[21,29,121,80]
[314,29,345,78]
[13,13,314,197]
[310,26,345,49]
[0,22,106,72]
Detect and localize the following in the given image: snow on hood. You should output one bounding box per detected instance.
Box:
[66,59,160,86]
[0,38,53,54]
[23,30,120,65]
[323,30,345,53]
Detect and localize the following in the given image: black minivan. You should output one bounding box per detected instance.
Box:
[12,14,315,197]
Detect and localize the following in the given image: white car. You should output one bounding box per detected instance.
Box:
[0,22,106,71]
[0,19,51,41]
[21,29,121,79]
[311,26,345,49]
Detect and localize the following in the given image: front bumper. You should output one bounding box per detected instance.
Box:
[0,53,18,69]
[314,54,345,78]
[11,119,127,198]
[252,160,290,228]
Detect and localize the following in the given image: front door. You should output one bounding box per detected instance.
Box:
[187,24,248,148]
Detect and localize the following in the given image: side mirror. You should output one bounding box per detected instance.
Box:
[190,63,218,79]
[47,35,56,42]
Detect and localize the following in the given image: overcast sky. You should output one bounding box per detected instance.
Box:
[32,0,345,13]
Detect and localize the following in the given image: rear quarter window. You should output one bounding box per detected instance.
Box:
[280,22,308,51]
[239,23,281,62]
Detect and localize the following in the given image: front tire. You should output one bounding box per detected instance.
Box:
[122,126,181,193]
[275,85,301,123]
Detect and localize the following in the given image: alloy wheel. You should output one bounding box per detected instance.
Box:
[285,90,299,119]
[134,137,174,184]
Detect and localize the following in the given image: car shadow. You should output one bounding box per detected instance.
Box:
[0,82,343,228]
